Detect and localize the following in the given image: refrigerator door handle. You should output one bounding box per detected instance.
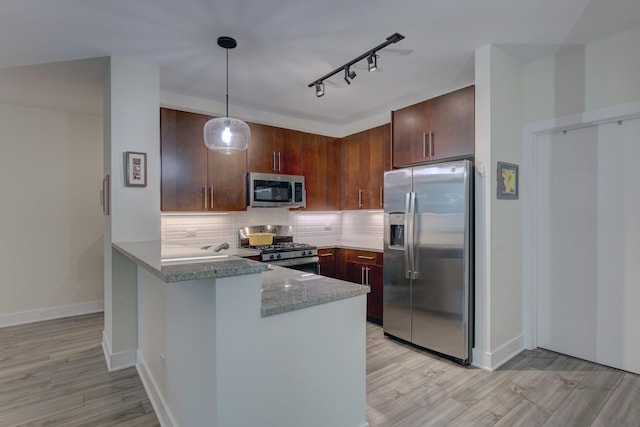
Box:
[404,192,412,279]
[409,191,418,279]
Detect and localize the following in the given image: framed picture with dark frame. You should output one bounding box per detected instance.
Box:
[125,151,147,187]
[497,161,519,200]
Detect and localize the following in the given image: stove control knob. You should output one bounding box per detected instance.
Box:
[276,254,282,259]
[269,254,275,260]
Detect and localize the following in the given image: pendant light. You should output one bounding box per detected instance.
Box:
[203,36,250,154]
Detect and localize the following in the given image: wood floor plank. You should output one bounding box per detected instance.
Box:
[590,373,640,427]
[3,312,640,427]
[541,365,623,426]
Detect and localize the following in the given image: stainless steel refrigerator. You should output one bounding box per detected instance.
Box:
[383,159,473,364]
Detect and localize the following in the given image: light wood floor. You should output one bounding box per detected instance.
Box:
[0,313,159,426]
[366,323,640,427]
[2,314,639,426]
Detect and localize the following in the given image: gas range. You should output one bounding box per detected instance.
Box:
[239,225,319,271]
[252,242,318,262]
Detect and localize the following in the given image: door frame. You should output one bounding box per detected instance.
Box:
[521,100,640,350]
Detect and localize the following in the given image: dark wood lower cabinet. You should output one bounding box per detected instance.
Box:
[317,248,336,278]
[345,259,383,325]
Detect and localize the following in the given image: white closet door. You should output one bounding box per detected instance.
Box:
[535,126,599,362]
[595,117,640,374]
[535,117,640,374]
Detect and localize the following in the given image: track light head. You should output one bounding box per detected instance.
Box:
[315,81,325,97]
[348,68,356,80]
[344,68,351,85]
[367,53,378,72]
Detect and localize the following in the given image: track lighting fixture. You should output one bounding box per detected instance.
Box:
[307,32,405,97]
[344,67,356,84]
[367,53,378,72]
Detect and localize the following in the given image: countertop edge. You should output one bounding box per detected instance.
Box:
[317,245,383,253]
[261,285,370,317]
[112,242,267,282]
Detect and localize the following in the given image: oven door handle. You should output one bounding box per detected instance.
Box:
[265,256,319,267]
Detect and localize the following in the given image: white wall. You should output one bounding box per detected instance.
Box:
[0,104,103,325]
[103,57,160,365]
[474,45,524,369]
[524,25,640,124]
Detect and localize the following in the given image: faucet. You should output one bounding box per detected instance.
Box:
[201,242,230,252]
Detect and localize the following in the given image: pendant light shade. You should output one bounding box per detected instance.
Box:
[204,117,250,154]
[203,36,250,154]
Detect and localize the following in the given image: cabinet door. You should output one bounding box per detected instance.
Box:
[301,133,339,210]
[364,124,390,209]
[334,248,348,281]
[340,132,364,210]
[367,264,383,324]
[207,136,247,211]
[392,100,429,167]
[346,261,365,284]
[428,85,475,160]
[275,128,301,175]
[317,248,336,278]
[160,108,209,211]
[247,122,276,173]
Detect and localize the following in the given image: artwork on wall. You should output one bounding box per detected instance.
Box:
[497,161,519,200]
[125,151,147,187]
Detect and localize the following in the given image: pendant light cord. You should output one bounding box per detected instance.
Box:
[225,48,229,118]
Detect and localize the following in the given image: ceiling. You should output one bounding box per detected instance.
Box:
[0,0,639,133]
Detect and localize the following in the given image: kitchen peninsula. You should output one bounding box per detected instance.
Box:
[112,241,370,427]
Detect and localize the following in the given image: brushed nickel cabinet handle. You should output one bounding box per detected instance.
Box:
[358,189,363,208]
[357,255,375,260]
[361,266,365,285]
[319,253,333,257]
[429,131,434,157]
[203,187,207,210]
[422,132,427,158]
[272,152,277,172]
[278,152,282,172]
[209,186,214,209]
[365,267,370,285]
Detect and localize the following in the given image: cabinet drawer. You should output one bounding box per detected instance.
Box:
[345,249,382,265]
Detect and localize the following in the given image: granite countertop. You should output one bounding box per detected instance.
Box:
[113,240,369,317]
[261,265,370,317]
[317,244,382,252]
[113,241,267,283]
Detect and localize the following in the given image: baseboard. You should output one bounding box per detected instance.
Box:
[137,351,178,427]
[487,334,524,371]
[101,331,137,372]
[0,300,104,328]
[471,348,488,370]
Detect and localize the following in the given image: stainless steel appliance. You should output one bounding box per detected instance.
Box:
[239,225,319,273]
[383,160,473,364]
[247,172,306,208]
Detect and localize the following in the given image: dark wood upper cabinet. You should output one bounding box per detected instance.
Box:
[340,124,391,210]
[160,108,246,212]
[247,125,301,175]
[275,128,302,175]
[246,122,276,173]
[161,109,209,211]
[392,85,474,167]
[300,132,339,211]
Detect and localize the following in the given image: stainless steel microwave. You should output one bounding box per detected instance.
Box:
[247,172,306,208]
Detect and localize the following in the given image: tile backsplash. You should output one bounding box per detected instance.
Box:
[161,209,383,250]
